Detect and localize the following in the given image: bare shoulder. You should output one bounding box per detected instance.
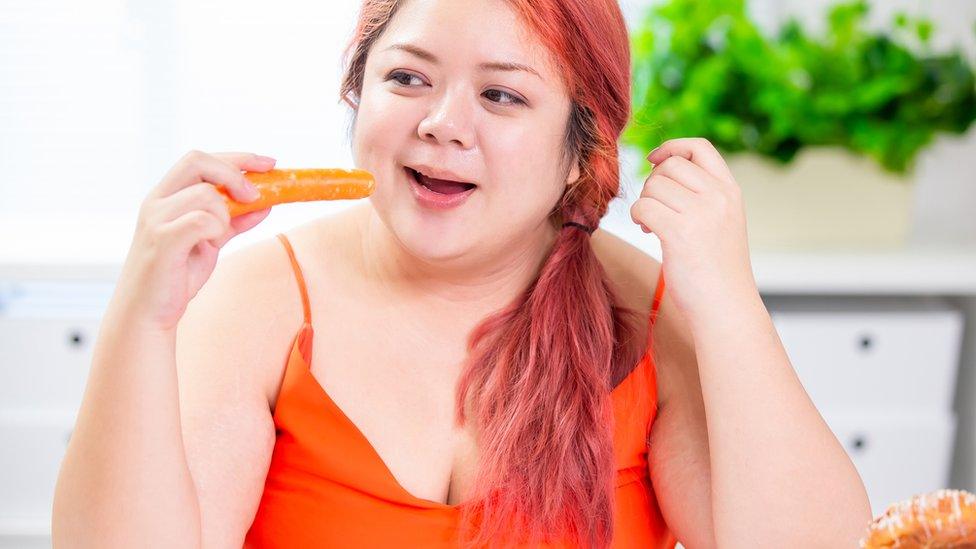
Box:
[179,231,309,408]
[590,228,662,319]
[591,228,696,411]
[626,256,715,547]
[171,232,311,545]
[198,206,365,405]
[597,236,715,546]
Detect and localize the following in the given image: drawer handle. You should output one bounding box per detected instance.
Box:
[857,333,874,353]
[68,329,86,348]
[848,434,869,454]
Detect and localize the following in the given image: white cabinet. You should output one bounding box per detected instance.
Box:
[766,295,965,517]
[0,316,101,411]
[0,411,76,524]
[769,297,963,411]
[822,409,956,516]
[0,280,111,540]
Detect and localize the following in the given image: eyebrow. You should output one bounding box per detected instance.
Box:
[383,43,542,80]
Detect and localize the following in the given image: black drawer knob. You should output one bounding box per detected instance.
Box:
[857,333,874,351]
[68,330,85,348]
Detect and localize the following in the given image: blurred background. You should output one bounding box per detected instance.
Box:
[1,0,975,546]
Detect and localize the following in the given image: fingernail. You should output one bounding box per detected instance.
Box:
[647,147,660,160]
[244,180,261,200]
[257,155,276,164]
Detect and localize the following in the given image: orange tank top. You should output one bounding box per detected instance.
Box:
[243,233,676,548]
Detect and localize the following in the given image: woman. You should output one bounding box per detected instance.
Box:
[52,0,874,547]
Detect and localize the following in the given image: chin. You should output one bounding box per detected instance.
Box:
[393,211,473,262]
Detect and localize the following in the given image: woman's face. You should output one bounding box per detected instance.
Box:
[352,0,579,263]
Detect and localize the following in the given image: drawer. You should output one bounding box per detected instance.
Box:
[820,409,956,517]
[0,317,101,410]
[0,411,75,527]
[767,296,963,410]
[0,280,113,410]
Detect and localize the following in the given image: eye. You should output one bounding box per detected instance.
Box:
[387,70,427,87]
[482,88,525,106]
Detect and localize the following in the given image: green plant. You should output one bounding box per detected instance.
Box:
[623,0,976,174]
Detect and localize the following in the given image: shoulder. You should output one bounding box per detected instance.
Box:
[590,228,693,410]
[178,229,312,409]
[590,227,662,320]
[172,232,319,545]
[209,207,367,405]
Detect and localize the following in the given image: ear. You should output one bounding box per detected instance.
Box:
[565,155,582,187]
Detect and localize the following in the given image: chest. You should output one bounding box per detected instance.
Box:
[307,296,482,506]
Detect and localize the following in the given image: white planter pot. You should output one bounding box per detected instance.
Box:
[725,147,915,251]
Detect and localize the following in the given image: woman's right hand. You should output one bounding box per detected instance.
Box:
[113,150,276,333]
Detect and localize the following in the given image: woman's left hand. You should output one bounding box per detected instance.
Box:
[630,137,759,323]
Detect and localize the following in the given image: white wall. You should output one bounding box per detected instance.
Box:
[1,0,364,263]
[5,0,974,264]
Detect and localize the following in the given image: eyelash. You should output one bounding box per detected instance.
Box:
[386,70,526,106]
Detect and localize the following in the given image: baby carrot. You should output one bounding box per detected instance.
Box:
[218,168,375,217]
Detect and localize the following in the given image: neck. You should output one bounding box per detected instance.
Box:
[357,204,559,318]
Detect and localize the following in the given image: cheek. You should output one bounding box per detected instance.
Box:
[483,122,568,215]
[352,94,390,161]
[352,86,419,160]
[350,87,427,221]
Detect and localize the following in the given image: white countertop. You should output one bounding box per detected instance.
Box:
[3,211,976,295]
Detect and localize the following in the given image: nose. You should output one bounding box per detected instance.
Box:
[417,88,475,149]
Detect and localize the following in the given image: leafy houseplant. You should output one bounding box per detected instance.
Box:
[622,0,976,250]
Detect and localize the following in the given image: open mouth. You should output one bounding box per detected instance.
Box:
[405,167,477,195]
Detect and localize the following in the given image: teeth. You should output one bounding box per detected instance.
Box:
[408,168,431,188]
[409,167,473,187]
[407,167,476,196]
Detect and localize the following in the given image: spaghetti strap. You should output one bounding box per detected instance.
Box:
[276,233,312,325]
[247,246,676,548]
[649,269,665,328]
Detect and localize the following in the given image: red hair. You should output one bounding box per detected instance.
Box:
[340,1,642,547]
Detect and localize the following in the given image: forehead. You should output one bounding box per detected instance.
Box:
[373,0,564,84]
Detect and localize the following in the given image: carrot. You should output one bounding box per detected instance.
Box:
[218,168,375,217]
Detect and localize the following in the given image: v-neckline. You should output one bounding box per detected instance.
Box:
[286,330,653,510]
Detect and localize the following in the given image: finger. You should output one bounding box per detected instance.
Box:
[153,183,232,229]
[631,196,680,236]
[647,138,735,183]
[154,150,270,202]
[158,210,227,256]
[211,151,277,173]
[639,173,697,213]
[648,155,715,194]
[211,207,271,248]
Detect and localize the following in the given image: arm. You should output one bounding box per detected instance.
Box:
[52,293,204,547]
[592,229,718,547]
[647,284,717,549]
[53,242,289,548]
[689,288,872,547]
[647,269,871,548]
[174,243,290,547]
[52,150,281,547]
[633,138,873,547]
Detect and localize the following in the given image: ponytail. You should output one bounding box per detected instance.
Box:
[453,201,646,547]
